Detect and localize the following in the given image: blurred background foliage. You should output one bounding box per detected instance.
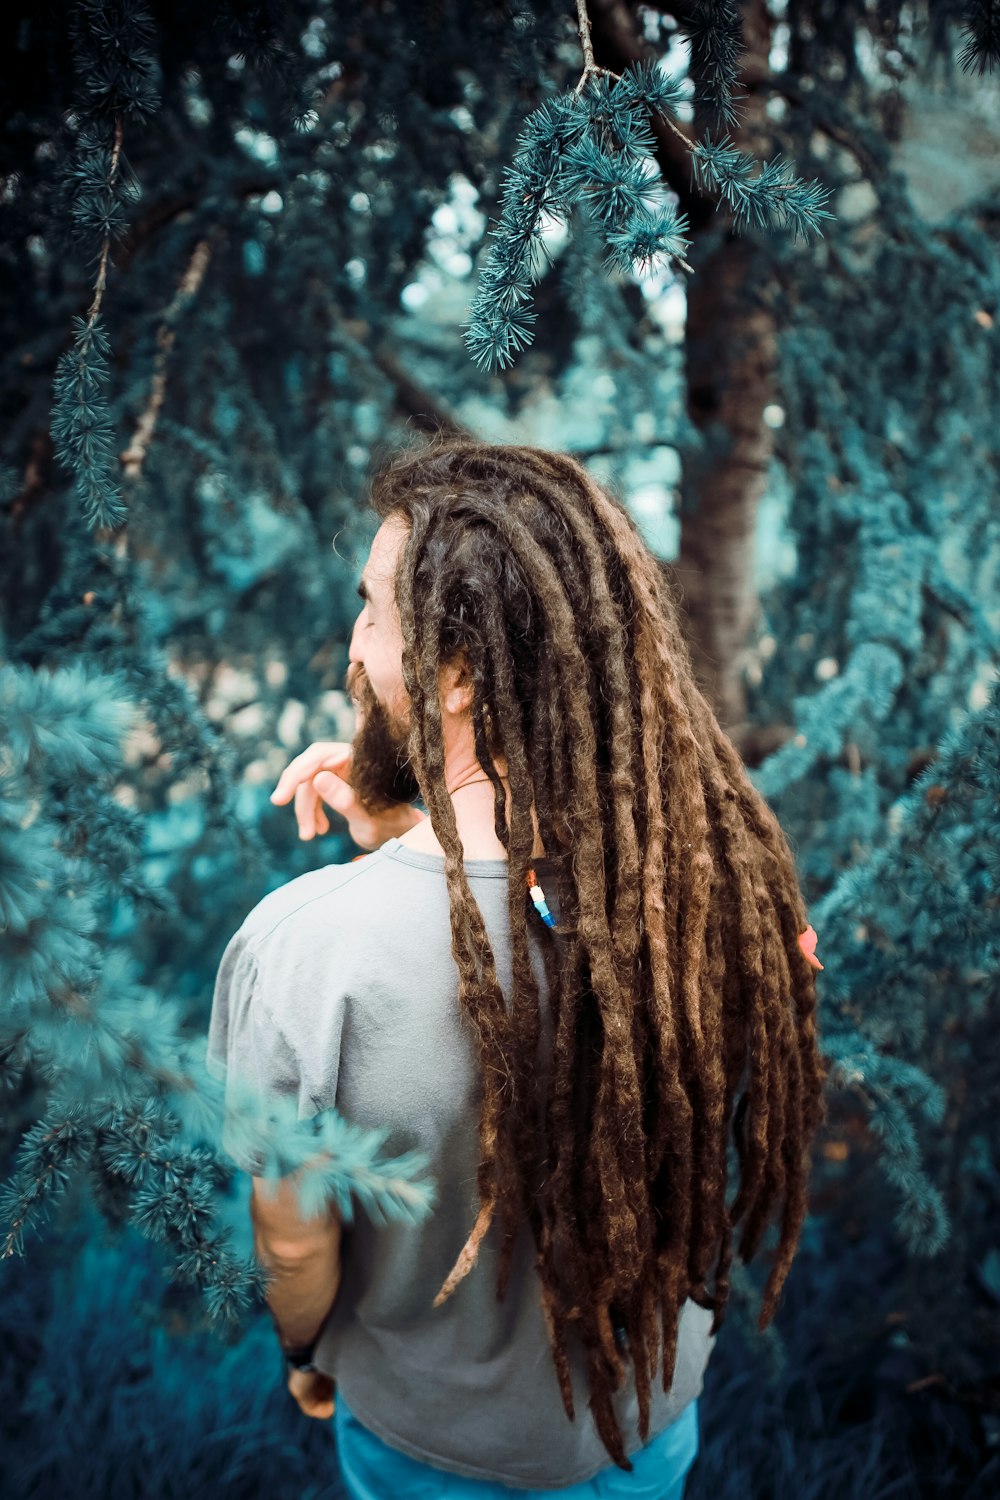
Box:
[0,2,998,1496]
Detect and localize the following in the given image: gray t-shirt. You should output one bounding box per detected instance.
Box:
[206,835,717,1490]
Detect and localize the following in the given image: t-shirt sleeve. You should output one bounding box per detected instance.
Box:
[206,927,304,1175]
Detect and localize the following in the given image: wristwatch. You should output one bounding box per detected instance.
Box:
[282,1341,320,1374]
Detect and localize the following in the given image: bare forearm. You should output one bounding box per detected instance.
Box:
[254,1238,342,1349]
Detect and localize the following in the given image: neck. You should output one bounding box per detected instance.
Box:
[441,733,507,796]
[403,739,545,860]
[448,770,507,793]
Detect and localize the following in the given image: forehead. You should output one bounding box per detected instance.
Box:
[362,513,409,597]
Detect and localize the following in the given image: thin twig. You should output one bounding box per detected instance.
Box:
[576,0,597,72]
[84,115,124,329]
[661,112,695,148]
[574,0,621,92]
[120,238,214,482]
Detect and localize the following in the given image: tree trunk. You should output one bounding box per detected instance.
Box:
[589,0,777,735]
[674,0,776,734]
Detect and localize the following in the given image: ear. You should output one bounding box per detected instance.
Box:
[440,650,474,716]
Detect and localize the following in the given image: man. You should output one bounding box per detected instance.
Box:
[208,439,827,1497]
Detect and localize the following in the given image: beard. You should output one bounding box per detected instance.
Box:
[346,667,423,814]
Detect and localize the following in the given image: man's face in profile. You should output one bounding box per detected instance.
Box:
[345,515,422,814]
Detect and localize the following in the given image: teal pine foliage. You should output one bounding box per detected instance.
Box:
[464,63,833,369]
[675,0,746,129]
[0,657,434,1328]
[51,316,128,529]
[737,13,1000,1412]
[959,0,1000,73]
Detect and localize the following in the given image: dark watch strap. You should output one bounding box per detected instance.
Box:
[282,1342,319,1371]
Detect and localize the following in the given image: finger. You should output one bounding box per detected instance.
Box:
[320,752,354,784]
[270,743,351,805]
[315,806,330,835]
[312,771,352,813]
[294,779,317,840]
[270,748,328,805]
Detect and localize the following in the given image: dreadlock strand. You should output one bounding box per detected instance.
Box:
[399,527,514,1302]
[510,465,657,1276]
[432,1199,497,1308]
[475,596,545,1297]
[538,1250,576,1421]
[468,494,646,1291]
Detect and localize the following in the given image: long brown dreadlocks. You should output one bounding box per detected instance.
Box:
[368,437,829,1470]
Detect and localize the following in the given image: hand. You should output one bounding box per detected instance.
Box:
[269,740,427,853]
[287,1364,336,1420]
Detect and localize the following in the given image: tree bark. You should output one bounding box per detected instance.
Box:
[588,0,777,735]
[675,1,776,733]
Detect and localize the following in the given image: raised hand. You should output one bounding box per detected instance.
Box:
[269,741,425,852]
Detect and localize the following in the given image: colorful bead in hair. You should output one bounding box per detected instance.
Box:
[526,867,557,929]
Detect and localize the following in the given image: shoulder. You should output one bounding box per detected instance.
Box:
[223,842,455,1018]
[236,847,392,959]
[212,849,398,1063]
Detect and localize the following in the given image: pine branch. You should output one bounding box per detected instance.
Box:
[464,94,588,369]
[49,0,162,532]
[84,117,125,329]
[689,134,835,241]
[0,1110,88,1259]
[674,0,746,130]
[959,0,1000,73]
[464,6,834,371]
[807,684,1000,1255]
[51,315,128,531]
[0,657,433,1326]
[207,1072,437,1231]
[751,643,905,802]
[50,106,130,532]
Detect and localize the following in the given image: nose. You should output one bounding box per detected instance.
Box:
[348,610,365,663]
[346,656,367,695]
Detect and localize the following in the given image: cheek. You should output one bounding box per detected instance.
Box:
[364,638,407,708]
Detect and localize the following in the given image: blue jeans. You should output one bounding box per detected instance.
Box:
[333,1392,700,1500]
